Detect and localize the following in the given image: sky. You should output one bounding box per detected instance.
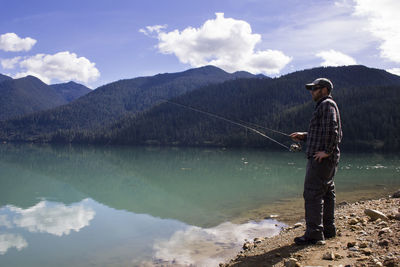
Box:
[1,0,399,88]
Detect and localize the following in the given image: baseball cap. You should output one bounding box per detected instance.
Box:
[305,78,333,91]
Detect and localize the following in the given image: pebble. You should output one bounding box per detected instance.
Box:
[378,227,392,236]
[347,241,357,248]
[322,251,335,260]
[284,258,300,267]
[364,209,389,221]
[254,237,264,243]
[378,239,389,247]
[293,222,302,228]
[391,189,400,198]
[242,242,252,250]
[378,221,388,227]
[349,218,359,225]
[362,248,373,255]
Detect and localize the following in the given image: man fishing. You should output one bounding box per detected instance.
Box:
[290,78,342,245]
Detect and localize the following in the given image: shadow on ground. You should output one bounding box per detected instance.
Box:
[229,243,305,267]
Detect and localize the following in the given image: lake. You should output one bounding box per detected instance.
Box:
[0,144,399,266]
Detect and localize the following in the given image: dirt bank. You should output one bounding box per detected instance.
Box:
[223,191,400,267]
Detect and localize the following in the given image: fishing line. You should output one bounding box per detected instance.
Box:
[162,99,294,151]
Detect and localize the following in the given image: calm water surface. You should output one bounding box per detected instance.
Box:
[0,144,399,266]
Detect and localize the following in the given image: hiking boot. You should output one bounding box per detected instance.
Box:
[294,235,324,245]
[323,230,336,239]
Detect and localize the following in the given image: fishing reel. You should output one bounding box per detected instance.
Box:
[290,143,302,152]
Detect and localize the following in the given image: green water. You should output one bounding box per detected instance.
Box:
[0,144,399,266]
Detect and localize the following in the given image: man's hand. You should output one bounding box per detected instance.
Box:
[290,132,306,142]
[313,151,330,163]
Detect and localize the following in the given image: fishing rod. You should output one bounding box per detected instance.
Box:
[161,99,301,152]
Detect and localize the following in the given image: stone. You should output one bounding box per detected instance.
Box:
[284,258,299,267]
[378,221,388,227]
[334,253,344,259]
[293,222,302,228]
[322,251,335,260]
[362,248,373,255]
[349,218,359,225]
[378,227,392,236]
[359,242,368,248]
[378,239,389,247]
[254,237,264,243]
[364,209,389,221]
[383,258,396,267]
[347,241,357,248]
[243,242,252,250]
[391,190,400,198]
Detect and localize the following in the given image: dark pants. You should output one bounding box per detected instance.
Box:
[303,157,338,240]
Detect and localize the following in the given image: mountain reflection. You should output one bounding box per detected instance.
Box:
[0,143,304,227]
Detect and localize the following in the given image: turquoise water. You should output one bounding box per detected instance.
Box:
[0,144,399,266]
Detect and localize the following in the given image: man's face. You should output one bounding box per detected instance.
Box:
[310,86,324,102]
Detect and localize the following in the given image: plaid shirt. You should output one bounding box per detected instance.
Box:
[305,96,342,160]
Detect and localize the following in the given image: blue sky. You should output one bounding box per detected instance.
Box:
[1,0,399,88]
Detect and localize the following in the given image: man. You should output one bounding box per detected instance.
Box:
[290,78,342,245]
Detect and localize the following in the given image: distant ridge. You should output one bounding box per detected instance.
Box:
[0,76,67,121]
[0,65,262,138]
[95,65,400,151]
[51,81,91,102]
[0,73,13,83]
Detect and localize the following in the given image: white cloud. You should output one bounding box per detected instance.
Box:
[0,214,13,228]
[386,68,400,76]
[142,13,291,75]
[1,56,21,69]
[352,0,400,63]
[0,33,37,52]
[139,25,167,36]
[153,219,282,266]
[13,51,100,84]
[0,234,28,255]
[10,200,95,237]
[316,49,357,66]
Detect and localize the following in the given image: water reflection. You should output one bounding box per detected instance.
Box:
[7,199,95,236]
[0,144,399,266]
[0,199,95,255]
[0,143,306,227]
[0,233,27,255]
[152,219,284,266]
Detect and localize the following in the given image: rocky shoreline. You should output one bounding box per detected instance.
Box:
[223,190,400,267]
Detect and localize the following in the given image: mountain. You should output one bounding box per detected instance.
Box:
[0,65,263,140]
[51,81,91,102]
[0,73,13,83]
[91,65,400,151]
[0,76,67,121]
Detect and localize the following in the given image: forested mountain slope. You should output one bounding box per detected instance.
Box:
[0,65,263,139]
[51,81,91,102]
[0,76,67,121]
[94,65,400,151]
